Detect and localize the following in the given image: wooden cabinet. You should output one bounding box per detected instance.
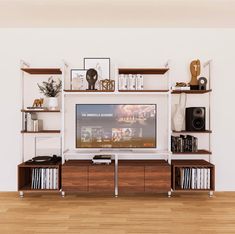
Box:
[118,160,171,194]
[62,160,114,194]
[62,160,171,195]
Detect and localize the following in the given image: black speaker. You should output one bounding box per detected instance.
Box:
[186,107,205,131]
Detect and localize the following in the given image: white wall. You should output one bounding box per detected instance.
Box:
[0,28,234,191]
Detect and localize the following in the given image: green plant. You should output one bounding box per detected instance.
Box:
[38,77,62,97]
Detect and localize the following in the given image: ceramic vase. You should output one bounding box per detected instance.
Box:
[47,97,58,110]
[173,93,187,131]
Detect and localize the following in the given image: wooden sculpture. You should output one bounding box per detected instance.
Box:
[100,79,115,91]
[190,59,201,88]
[32,98,44,108]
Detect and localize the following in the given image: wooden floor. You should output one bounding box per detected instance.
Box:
[0,192,235,234]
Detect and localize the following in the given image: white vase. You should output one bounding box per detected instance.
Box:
[173,93,187,131]
[47,97,58,110]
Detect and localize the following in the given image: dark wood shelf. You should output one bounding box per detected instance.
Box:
[21,68,62,75]
[118,90,169,92]
[64,90,115,92]
[21,130,60,134]
[21,109,60,113]
[173,189,214,192]
[171,159,214,167]
[172,89,212,94]
[18,162,61,168]
[118,68,169,75]
[18,186,60,192]
[172,130,212,133]
[172,150,212,155]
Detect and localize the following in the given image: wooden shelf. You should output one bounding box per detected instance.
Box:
[173,189,213,192]
[18,186,60,192]
[172,130,212,133]
[172,150,212,155]
[118,68,169,75]
[18,162,61,168]
[172,89,212,94]
[64,90,115,92]
[21,109,60,113]
[21,68,62,75]
[171,159,214,167]
[21,130,60,134]
[118,90,169,92]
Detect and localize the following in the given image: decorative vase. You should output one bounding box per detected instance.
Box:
[173,93,187,131]
[47,97,58,110]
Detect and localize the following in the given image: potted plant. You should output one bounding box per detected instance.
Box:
[37,77,62,110]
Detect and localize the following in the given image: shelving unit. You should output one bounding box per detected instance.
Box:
[171,160,215,194]
[18,61,63,197]
[18,162,61,196]
[171,60,214,196]
[17,59,215,197]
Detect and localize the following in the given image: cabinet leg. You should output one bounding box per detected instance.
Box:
[168,191,171,198]
[19,191,24,198]
[209,191,213,198]
[61,191,65,197]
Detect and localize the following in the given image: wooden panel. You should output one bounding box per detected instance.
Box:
[18,167,31,190]
[88,165,114,193]
[172,149,212,155]
[21,130,60,134]
[118,90,169,92]
[145,166,171,192]
[172,89,212,94]
[118,68,169,75]
[62,166,88,192]
[118,166,145,193]
[21,68,62,75]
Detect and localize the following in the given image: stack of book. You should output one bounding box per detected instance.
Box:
[118,74,144,90]
[175,167,211,190]
[171,135,198,153]
[92,155,112,164]
[31,168,59,189]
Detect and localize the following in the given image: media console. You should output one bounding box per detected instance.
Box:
[62,158,171,196]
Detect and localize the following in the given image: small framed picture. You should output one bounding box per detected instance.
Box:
[70,69,88,90]
[84,58,110,89]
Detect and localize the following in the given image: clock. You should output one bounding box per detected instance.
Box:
[198,77,207,90]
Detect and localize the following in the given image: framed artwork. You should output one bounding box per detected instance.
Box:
[70,69,88,90]
[84,58,110,89]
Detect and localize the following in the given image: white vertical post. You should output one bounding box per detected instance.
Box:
[61,60,68,164]
[165,60,172,164]
[20,60,30,163]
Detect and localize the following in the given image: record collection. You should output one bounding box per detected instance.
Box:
[175,167,211,189]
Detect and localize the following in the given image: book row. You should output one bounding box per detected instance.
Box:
[118,74,144,90]
[31,168,59,190]
[175,167,211,190]
[171,135,198,153]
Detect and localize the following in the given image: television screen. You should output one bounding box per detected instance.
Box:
[76,104,156,148]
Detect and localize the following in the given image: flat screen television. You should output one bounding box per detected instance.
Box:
[76,104,156,148]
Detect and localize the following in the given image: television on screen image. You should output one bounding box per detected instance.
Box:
[76,104,156,148]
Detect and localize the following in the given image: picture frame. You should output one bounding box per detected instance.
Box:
[70,69,88,90]
[84,58,110,89]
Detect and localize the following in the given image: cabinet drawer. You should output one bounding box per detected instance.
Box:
[89,165,115,193]
[118,166,145,193]
[145,166,171,192]
[62,166,88,192]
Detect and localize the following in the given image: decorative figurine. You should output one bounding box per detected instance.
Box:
[32,98,44,108]
[100,79,115,91]
[86,69,98,90]
[190,59,201,90]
